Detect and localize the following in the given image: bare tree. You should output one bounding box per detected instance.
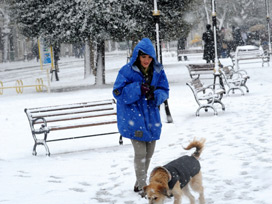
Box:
[203,0,210,24]
[0,7,10,62]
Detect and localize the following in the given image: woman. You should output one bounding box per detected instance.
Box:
[112,38,169,196]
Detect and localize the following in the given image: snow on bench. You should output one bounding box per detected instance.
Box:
[186,78,225,116]
[186,63,215,79]
[219,66,250,95]
[230,45,270,69]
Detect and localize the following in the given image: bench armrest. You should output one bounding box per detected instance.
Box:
[32,117,50,134]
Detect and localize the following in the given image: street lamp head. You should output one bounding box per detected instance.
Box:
[152,10,160,16]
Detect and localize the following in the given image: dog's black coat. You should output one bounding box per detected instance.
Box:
[163,155,200,189]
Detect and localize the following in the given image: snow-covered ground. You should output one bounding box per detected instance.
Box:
[0,51,271,204]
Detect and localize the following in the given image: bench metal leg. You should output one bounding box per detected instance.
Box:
[227,87,244,96]
[32,143,37,156]
[32,140,50,156]
[240,78,249,93]
[240,83,249,93]
[32,132,51,156]
[196,105,218,116]
[244,85,249,93]
[215,100,225,111]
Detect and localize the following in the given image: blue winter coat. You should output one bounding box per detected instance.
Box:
[113,38,169,142]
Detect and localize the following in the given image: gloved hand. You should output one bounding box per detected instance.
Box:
[141,83,150,95]
[146,86,155,100]
[141,83,155,100]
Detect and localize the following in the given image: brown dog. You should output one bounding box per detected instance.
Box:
[143,138,206,204]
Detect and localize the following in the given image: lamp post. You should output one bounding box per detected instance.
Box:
[265,0,272,56]
[153,0,161,63]
[153,0,173,123]
[211,0,225,95]
[211,0,219,74]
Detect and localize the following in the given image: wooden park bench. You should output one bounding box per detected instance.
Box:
[186,78,225,116]
[177,49,203,61]
[24,99,120,156]
[230,45,269,69]
[186,63,215,79]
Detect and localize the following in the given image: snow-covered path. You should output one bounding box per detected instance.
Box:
[0,52,271,203]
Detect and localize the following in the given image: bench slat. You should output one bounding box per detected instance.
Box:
[31,107,115,118]
[178,49,203,54]
[186,63,215,78]
[49,120,117,131]
[47,132,119,142]
[34,112,117,124]
[27,99,115,113]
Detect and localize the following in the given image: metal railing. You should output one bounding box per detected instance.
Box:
[0,78,49,94]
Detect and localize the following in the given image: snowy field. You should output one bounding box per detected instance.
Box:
[0,51,271,204]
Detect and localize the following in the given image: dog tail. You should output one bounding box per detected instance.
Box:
[184,138,206,159]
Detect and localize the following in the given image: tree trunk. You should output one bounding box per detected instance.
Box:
[90,40,96,75]
[2,11,10,62]
[84,38,91,78]
[108,40,112,52]
[131,40,137,53]
[217,5,228,29]
[204,0,210,25]
[95,38,105,85]
[84,38,96,78]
